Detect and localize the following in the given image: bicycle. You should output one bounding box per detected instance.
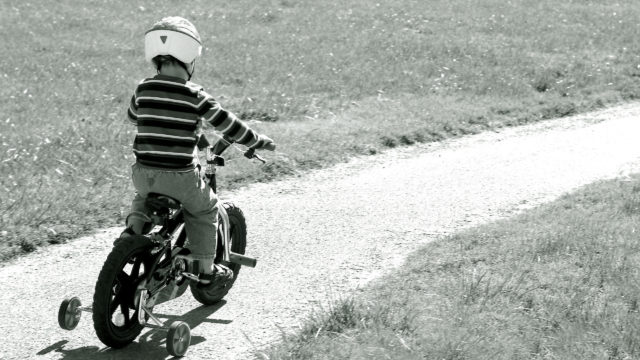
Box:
[58,135,266,357]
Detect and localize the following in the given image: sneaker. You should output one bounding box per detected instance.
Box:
[199,264,234,285]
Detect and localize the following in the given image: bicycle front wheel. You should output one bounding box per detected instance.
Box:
[190,202,247,305]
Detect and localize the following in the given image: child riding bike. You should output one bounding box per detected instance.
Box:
[122,16,275,285]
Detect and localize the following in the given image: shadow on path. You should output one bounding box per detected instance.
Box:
[39,301,230,359]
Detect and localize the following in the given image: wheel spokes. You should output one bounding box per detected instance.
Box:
[109,291,123,314]
[131,257,141,279]
[109,260,140,327]
[117,270,133,287]
[120,302,131,325]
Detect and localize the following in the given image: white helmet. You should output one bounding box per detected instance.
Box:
[144,17,202,65]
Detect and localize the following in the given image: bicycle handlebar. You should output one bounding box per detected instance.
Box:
[243,148,266,164]
[202,134,270,163]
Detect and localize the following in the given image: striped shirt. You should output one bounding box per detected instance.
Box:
[127,75,268,170]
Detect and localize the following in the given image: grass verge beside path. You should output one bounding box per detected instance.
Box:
[264,175,640,359]
[2,0,640,259]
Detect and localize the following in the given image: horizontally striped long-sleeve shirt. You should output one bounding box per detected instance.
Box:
[127,75,268,170]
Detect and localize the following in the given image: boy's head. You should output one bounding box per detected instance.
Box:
[145,17,202,79]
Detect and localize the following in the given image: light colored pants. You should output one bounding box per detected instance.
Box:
[128,163,218,260]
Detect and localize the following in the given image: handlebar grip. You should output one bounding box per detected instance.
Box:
[243,148,267,163]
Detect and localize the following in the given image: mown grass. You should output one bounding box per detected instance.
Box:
[2,0,640,259]
[264,175,640,359]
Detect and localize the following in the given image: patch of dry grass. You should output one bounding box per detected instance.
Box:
[265,175,640,359]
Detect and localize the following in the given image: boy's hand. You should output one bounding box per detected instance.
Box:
[259,135,276,151]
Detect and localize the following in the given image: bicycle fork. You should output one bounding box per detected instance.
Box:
[217,202,257,268]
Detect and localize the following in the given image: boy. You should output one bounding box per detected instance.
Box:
[123,17,275,284]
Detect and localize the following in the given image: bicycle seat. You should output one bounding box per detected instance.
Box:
[145,193,181,213]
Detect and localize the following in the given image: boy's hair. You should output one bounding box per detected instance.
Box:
[152,55,184,71]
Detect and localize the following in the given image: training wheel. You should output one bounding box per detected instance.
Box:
[58,296,82,330]
[166,321,191,357]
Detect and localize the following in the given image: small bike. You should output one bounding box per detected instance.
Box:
[58,135,264,357]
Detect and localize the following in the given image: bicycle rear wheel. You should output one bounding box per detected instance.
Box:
[92,235,155,348]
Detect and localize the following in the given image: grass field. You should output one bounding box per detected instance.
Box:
[2,0,640,258]
[264,174,640,359]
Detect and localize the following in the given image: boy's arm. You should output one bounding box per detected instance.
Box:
[200,96,273,149]
[127,94,139,125]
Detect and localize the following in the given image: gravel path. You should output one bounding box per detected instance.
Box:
[2,103,640,360]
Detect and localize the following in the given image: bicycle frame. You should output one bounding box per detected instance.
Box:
[145,191,235,269]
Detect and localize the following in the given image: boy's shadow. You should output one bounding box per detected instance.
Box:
[39,301,231,360]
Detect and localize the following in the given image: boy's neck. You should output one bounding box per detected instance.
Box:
[158,63,189,80]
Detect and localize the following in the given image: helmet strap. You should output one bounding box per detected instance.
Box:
[177,61,195,81]
[189,62,196,80]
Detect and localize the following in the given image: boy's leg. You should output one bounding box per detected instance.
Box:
[122,164,152,237]
[125,192,151,235]
[175,170,233,283]
[178,173,219,272]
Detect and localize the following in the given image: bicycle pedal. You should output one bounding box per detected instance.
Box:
[229,252,257,268]
[180,272,200,282]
